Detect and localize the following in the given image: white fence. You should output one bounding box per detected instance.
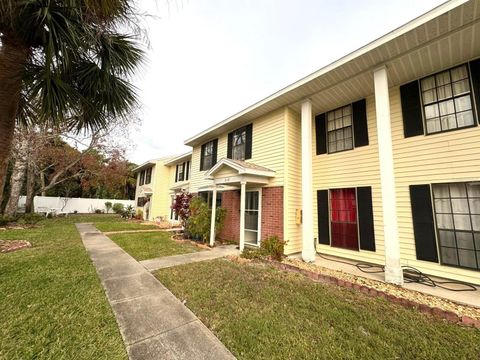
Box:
[17,196,135,214]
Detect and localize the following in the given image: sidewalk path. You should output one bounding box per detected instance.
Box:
[140,245,239,272]
[76,223,235,360]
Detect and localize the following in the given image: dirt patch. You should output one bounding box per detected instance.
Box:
[0,240,32,253]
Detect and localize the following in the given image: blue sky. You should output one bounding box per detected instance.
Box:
[130,0,446,164]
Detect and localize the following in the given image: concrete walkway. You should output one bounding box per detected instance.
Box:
[76,223,235,360]
[140,245,239,272]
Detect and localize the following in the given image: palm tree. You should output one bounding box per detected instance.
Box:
[0,0,144,209]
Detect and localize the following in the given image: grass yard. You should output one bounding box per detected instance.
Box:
[93,216,159,232]
[108,231,200,261]
[0,214,127,360]
[156,259,480,360]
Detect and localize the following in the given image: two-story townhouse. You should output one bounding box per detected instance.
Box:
[183,0,480,286]
[133,153,192,221]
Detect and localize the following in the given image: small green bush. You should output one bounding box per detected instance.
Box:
[0,215,17,226]
[121,205,135,219]
[240,235,286,261]
[104,202,113,213]
[94,209,103,214]
[112,203,124,214]
[16,213,44,225]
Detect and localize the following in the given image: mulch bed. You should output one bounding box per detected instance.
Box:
[0,240,32,253]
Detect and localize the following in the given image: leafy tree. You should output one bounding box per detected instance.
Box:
[0,0,144,213]
[171,192,193,227]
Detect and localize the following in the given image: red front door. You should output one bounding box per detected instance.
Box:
[330,188,359,250]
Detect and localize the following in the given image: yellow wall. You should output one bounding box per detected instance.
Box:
[189,108,287,193]
[312,96,385,265]
[150,160,172,221]
[390,85,480,285]
[283,108,302,254]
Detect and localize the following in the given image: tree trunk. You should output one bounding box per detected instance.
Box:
[40,171,46,196]
[0,37,28,213]
[25,156,36,213]
[4,138,28,217]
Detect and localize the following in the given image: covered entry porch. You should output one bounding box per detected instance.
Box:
[205,158,275,250]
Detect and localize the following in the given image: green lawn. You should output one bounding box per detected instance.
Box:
[0,214,127,360]
[156,259,480,360]
[93,216,159,232]
[108,231,200,261]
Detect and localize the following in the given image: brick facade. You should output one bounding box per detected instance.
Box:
[260,186,284,240]
[217,186,284,243]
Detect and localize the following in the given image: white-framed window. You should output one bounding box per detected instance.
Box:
[432,182,480,270]
[327,105,353,153]
[201,141,214,170]
[421,65,476,134]
[232,127,246,160]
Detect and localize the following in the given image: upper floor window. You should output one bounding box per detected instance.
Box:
[200,140,217,171]
[227,124,252,161]
[176,163,184,182]
[327,105,353,153]
[421,65,475,134]
[175,161,190,182]
[139,170,145,186]
[145,167,152,184]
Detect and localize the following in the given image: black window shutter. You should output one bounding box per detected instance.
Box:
[245,124,253,160]
[352,99,369,147]
[227,132,233,159]
[469,59,480,123]
[315,113,327,155]
[185,161,190,180]
[317,190,330,245]
[200,144,205,171]
[357,187,375,251]
[409,185,439,263]
[175,165,179,182]
[212,139,218,165]
[400,80,424,138]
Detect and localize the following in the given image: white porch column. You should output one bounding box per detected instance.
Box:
[239,181,247,251]
[209,185,217,247]
[301,99,316,262]
[373,66,403,285]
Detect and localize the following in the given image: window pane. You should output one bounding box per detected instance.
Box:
[456,111,474,127]
[328,132,335,143]
[343,114,352,126]
[438,100,455,116]
[424,104,439,119]
[426,118,441,133]
[437,85,452,100]
[343,106,351,115]
[440,115,456,131]
[453,214,471,230]
[467,183,480,197]
[344,138,353,150]
[436,71,451,86]
[451,198,468,214]
[421,76,435,91]
[336,129,344,140]
[335,119,342,129]
[433,184,450,198]
[327,120,335,131]
[438,230,456,247]
[436,213,453,229]
[440,247,458,266]
[337,140,345,151]
[329,142,336,153]
[449,183,466,198]
[458,249,476,268]
[472,215,480,231]
[344,127,352,138]
[454,95,472,112]
[456,232,474,249]
[435,199,451,213]
[451,65,468,81]
[453,79,470,95]
[469,199,480,215]
[422,89,437,104]
[335,109,342,119]
[475,233,480,249]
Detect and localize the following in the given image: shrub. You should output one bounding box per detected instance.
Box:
[171,192,193,227]
[240,235,286,261]
[16,213,44,225]
[112,203,124,214]
[104,201,112,213]
[94,209,102,214]
[0,215,17,226]
[186,196,227,243]
[121,205,135,219]
[136,209,143,220]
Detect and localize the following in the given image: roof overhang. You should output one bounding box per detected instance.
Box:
[184,0,479,147]
[133,161,156,173]
[169,181,190,192]
[163,152,192,166]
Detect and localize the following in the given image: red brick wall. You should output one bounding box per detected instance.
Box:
[217,187,284,243]
[261,186,284,240]
[218,190,240,242]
